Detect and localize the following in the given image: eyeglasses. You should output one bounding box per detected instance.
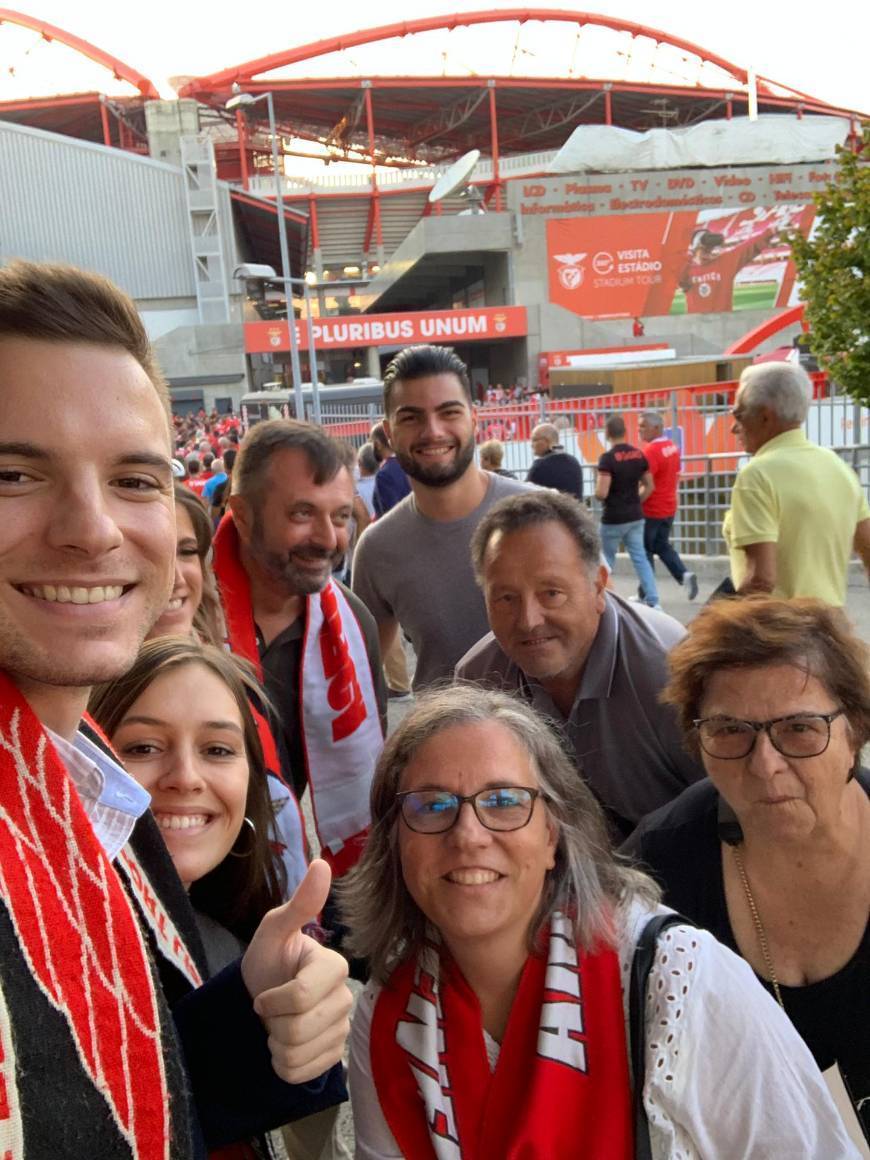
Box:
[396,786,545,834]
[692,710,845,760]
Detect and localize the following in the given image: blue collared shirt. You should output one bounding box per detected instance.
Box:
[46,727,150,860]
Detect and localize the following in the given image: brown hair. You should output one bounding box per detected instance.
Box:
[339,684,658,983]
[0,260,170,414]
[663,597,870,752]
[171,484,225,648]
[479,438,504,468]
[89,638,286,941]
[233,419,345,506]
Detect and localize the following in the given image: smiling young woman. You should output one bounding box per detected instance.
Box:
[89,637,284,948]
[147,484,224,647]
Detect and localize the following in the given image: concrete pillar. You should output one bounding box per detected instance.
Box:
[366,347,381,379]
[145,100,201,167]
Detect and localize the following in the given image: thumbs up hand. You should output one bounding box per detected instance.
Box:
[241,859,352,1084]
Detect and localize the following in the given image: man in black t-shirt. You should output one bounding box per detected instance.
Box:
[595,414,661,607]
[526,422,584,499]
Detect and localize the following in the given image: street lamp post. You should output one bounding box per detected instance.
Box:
[235,265,322,425]
[226,90,305,422]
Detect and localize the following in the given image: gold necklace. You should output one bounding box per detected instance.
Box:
[731,844,785,1009]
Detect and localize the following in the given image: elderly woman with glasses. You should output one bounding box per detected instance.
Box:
[341,684,858,1159]
[624,597,870,1148]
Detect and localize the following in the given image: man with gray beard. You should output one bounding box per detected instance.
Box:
[212,421,386,867]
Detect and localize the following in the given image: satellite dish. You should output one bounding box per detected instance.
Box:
[429,149,481,205]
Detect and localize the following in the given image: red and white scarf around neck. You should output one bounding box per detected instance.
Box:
[0,673,169,1160]
[371,913,634,1159]
[213,514,382,877]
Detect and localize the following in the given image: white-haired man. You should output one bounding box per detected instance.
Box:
[726,361,870,602]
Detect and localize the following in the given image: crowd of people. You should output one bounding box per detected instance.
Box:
[0,258,867,1159]
[478,380,545,406]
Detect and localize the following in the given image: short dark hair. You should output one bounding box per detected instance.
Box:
[471,491,601,582]
[0,260,170,414]
[382,344,471,415]
[186,457,201,475]
[663,597,870,754]
[605,414,626,440]
[223,448,237,473]
[202,453,215,470]
[358,442,378,475]
[234,419,344,505]
[369,422,389,462]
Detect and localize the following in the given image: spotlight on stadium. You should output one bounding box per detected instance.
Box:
[226,91,257,113]
[233,264,279,281]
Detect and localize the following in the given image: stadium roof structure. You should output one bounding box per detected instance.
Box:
[179,9,863,171]
[0,8,157,148]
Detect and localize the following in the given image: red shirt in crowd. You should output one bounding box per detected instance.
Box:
[641,436,681,519]
[184,473,212,497]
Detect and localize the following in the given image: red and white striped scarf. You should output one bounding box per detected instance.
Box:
[0,673,170,1160]
[371,914,634,1159]
[213,514,382,877]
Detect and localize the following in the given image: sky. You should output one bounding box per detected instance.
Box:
[3,0,867,115]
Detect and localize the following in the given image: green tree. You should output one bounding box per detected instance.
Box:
[789,125,869,405]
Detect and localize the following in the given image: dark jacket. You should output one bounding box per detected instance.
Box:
[0,718,345,1159]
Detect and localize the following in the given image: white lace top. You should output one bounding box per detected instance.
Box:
[349,900,860,1159]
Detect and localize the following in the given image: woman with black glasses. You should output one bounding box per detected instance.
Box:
[341,683,857,1158]
[624,597,870,1149]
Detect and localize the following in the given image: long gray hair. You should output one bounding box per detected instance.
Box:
[340,684,658,982]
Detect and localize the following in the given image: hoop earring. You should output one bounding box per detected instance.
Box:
[228,816,256,859]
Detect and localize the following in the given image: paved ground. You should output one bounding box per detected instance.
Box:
[607,554,869,638]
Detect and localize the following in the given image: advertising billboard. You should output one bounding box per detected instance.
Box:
[547,203,815,320]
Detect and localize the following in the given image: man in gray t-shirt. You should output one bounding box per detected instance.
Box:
[352,345,531,689]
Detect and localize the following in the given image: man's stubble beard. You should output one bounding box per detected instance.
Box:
[394,433,476,488]
[249,517,341,596]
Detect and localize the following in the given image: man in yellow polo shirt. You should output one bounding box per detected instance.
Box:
[724,361,870,605]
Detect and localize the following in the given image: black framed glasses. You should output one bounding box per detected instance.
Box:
[693,710,845,760]
[396,786,545,834]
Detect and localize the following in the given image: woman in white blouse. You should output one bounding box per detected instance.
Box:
[341,685,858,1159]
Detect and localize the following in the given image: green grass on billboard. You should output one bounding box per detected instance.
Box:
[668,280,779,315]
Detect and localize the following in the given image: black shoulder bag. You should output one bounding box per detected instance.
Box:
[629,913,696,1160]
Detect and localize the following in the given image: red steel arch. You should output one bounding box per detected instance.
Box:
[726,305,806,355]
[179,8,763,96]
[0,8,159,98]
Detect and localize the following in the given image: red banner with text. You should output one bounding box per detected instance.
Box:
[244,305,527,353]
[547,203,815,320]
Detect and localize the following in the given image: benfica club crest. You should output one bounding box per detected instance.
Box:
[554,252,587,290]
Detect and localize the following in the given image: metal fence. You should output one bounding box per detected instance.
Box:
[319,384,870,557]
[672,445,870,557]
[306,399,383,446]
